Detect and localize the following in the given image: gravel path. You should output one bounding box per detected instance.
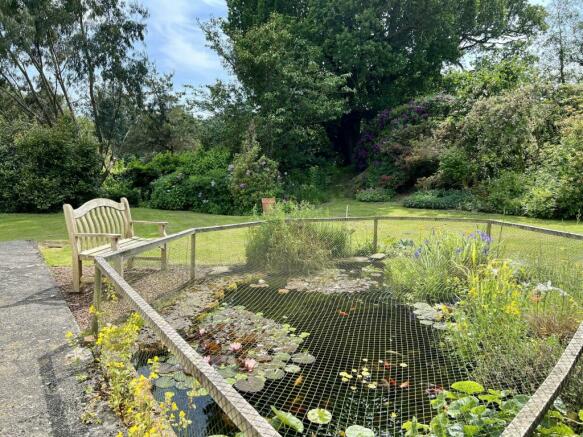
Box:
[0,241,117,436]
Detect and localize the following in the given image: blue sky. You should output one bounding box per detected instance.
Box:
[142,0,550,91]
[142,0,230,90]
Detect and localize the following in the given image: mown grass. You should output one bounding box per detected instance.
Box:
[2,197,583,266]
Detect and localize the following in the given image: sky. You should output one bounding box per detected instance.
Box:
[141,0,230,90]
[142,0,550,92]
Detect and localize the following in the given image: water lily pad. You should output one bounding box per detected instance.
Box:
[307,408,332,425]
[284,364,301,373]
[345,425,375,437]
[292,352,316,364]
[154,376,174,388]
[451,380,484,395]
[273,352,291,362]
[172,371,186,382]
[217,366,237,379]
[264,368,286,380]
[234,376,265,393]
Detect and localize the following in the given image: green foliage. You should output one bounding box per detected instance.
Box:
[270,406,304,433]
[443,56,539,101]
[403,190,478,211]
[229,126,282,213]
[436,147,476,189]
[283,165,337,204]
[0,116,101,212]
[245,203,351,274]
[355,188,395,202]
[479,171,527,215]
[403,383,526,436]
[386,231,491,303]
[404,382,581,436]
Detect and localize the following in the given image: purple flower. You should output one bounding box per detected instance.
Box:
[414,248,422,258]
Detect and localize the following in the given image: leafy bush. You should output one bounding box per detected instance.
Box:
[386,231,492,303]
[355,187,395,202]
[283,165,336,204]
[436,147,476,188]
[150,168,233,214]
[0,116,101,212]
[246,203,351,274]
[479,171,527,215]
[229,126,282,213]
[403,190,478,211]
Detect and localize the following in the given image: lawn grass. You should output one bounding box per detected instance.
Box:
[3,197,583,266]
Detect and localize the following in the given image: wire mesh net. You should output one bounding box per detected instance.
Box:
[96,217,583,436]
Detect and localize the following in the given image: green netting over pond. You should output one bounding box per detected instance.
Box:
[103,218,583,437]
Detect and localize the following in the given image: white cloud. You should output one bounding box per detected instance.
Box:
[142,0,229,86]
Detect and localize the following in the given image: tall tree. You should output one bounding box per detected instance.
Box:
[538,0,583,83]
[0,0,149,162]
[207,0,546,164]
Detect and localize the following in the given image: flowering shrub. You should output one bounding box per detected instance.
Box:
[229,125,282,213]
[149,149,235,214]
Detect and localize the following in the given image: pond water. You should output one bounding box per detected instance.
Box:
[139,266,470,436]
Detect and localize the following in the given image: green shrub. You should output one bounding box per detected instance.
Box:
[0,116,101,212]
[283,165,334,204]
[403,189,478,211]
[521,172,560,219]
[480,171,527,215]
[355,187,395,202]
[436,147,476,188]
[149,168,234,214]
[245,203,351,274]
[386,231,491,303]
[229,126,282,213]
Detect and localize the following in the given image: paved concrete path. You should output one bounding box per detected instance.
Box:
[0,241,96,436]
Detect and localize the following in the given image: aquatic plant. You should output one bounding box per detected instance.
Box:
[386,230,492,303]
[307,408,332,425]
[245,202,351,274]
[402,381,583,436]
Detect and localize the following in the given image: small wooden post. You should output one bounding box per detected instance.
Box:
[161,244,168,271]
[373,218,379,253]
[113,255,124,278]
[486,221,492,239]
[190,233,196,280]
[92,264,102,335]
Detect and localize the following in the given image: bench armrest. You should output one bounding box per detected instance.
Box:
[132,220,168,237]
[75,232,122,250]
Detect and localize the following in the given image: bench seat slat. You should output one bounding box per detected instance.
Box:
[79,236,153,258]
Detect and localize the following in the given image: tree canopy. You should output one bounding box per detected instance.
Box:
[206,0,547,164]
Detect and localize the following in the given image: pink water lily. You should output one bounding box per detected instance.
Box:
[199,328,206,335]
[229,342,242,352]
[202,355,211,364]
[244,358,257,372]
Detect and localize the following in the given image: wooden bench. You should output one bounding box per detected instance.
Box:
[63,197,168,292]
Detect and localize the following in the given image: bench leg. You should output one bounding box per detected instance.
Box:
[127,256,134,270]
[161,244,168,271]
[72,255,81,293]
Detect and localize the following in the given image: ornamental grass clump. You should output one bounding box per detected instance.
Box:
[245,202,351,275]
[386,230,492,303]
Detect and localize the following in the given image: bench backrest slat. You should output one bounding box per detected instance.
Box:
[64,198,134,252]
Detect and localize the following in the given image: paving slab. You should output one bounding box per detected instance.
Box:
[0,241,116,436]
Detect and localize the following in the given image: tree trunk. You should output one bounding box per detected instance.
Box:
[326,111,362,165]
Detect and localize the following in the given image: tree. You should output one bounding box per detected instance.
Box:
[0,0,149,163]
[207,0,546,164]
[538,0,583,83]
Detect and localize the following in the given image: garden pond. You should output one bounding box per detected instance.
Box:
[135,260,471,436]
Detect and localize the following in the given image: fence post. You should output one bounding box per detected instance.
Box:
[190,232,196,280]
[373,218,379,253]
[486,221,493,238]
[91,264,102,335]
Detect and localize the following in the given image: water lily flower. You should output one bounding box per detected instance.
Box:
[199,328,206,335]
[229,342,242,352]
[202,355,211,364]
[244,358,257,372]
